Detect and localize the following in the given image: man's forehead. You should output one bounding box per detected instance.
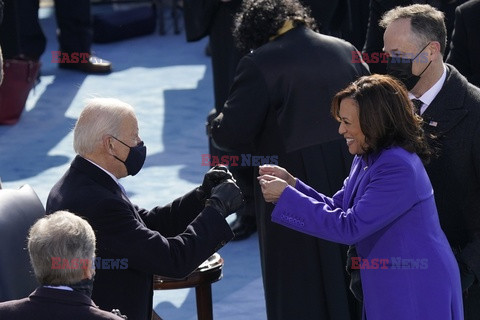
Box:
[383,20,416,53]
[121,114,139,131]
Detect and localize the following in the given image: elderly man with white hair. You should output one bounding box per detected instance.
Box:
[46,98,243,320]
[0,210,126,319]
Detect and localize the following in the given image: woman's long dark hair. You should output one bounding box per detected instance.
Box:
[331,74,433,163]
[233,0,317,52]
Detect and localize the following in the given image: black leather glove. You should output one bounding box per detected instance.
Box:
[346,245,363,302]
[206,179,245,218]
[206,108,218,137]
[458,259,476,293]
[197,165,234,200]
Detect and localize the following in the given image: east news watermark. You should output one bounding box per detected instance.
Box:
[351,256,429,270]
[201,154,278,167]
[351,51,429,64]
[51,257,128,270]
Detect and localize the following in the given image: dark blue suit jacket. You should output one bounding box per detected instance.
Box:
[446,0,480,87]
[421,65,480,280]
[0,287,123,320]
[46,156,234,320]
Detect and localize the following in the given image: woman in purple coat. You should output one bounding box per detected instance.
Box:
[258,74,463,320]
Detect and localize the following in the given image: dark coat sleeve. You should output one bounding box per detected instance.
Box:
[93,193,233,278]
[211,55,270,153]
[446,6,471,82]
[446,3,480,87]
[459,124,480,280]
[136,187,205,237]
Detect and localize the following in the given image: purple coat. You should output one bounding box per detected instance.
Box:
[272,147,463,319]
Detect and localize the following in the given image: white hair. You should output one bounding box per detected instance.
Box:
[73,98,135,156]
[28,211,96,285]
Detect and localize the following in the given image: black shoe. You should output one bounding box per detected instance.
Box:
[59,55,112,74]
[229,215,256,241]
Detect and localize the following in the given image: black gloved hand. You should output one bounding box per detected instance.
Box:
[197,165,234,200]
[458,259,476,293]
[349,270,363,302]
[206,179,245,218]
[206,108,218,137]
[346,245,363,302]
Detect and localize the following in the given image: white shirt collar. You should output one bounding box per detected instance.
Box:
[82,157,122,187]
[408,64,447,114]
[43,285,73,291]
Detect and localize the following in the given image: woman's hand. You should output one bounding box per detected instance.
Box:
[258,165,296,187]
[258,174,289,203]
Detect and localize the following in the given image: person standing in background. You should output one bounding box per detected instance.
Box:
[446,0,480,87]
[0,0,111,73]
[210,0,369,318]
[381,4,480,318]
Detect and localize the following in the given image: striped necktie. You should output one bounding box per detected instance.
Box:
[411,99,423,115]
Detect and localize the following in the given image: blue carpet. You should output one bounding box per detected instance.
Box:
[0,6,266,320]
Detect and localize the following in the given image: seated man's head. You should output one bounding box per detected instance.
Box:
[28,211,95,287]
[73,98,146,178]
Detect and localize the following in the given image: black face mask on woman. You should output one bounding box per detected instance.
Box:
[386,42,432,91]
[111,136,147,176]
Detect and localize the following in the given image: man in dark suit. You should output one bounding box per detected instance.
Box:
[362,0,467,74]
[210,0,369,318]
[446,0,480,87]
[46,98,244,320]
[0,210,125,320]
[381,4,480,318]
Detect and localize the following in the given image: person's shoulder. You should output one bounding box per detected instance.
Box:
[446,65,480,102]
[377,147,417,166]
[458,0,480,13]
[0,297,29,311]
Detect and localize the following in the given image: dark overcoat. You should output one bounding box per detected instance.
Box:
[0,287,123,320]
[212,26,369,320]
[446,0,480,87]
[46,156,233,320]
[421,64,480,318]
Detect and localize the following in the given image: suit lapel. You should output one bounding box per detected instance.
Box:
[72,156,146,227]
[422,65,469,135]
[343,157,368,208]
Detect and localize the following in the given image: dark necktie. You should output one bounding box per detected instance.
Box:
[411,99,423,115]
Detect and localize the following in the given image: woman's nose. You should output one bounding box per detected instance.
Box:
[338,123,346,135]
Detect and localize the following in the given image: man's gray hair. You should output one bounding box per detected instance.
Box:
[28,211,96,285]
[379,4,447,55]
[73,98,135,156]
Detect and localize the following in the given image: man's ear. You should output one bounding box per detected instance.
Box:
[82,258,95,280]
[427,41,442,60]
[103,135,115,153]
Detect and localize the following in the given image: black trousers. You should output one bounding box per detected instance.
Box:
[0,0,92,59]
[53,0,92,54]
[0,0,46,59]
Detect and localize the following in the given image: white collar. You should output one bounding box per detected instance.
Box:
[43,285,73,291]
[408,64,447,114]
[82,157,121,186]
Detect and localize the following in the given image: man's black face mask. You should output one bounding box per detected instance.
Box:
[111,136,147,176]
[386,42,432,91]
